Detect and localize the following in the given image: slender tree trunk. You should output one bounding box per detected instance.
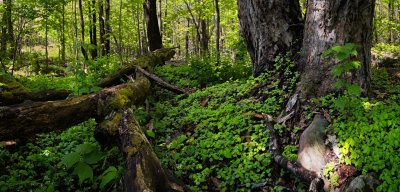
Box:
[79,0,89,61]
[1,2,8,54]
[215,0,220,62]
[5,0,14,60]
[104,0,111,55]
[99,0,106,56]
[61,4,66,64]
[300,0,375,98]
[143,0,163,51]
[237,0,303,77]
[157,0,162,36]
[135,3,142,56]
[45,3,49,70]
[73,0,79,62]
[185,18,190,57]
[89,0,98,59]
[118,0,123,61]
[200,19,209,55]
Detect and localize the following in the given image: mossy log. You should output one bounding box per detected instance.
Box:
[0,73,72,105]
[95,109,188,192]
[97,48,176,88]
[0,78,151,141]
[0,89,72,106]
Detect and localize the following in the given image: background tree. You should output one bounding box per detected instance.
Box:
[144,0,163,51]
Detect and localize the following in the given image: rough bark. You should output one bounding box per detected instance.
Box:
[95,109,188,192]
[0,78,150,141]
[237,0,303,76]
[0,90,72,106]
[300,0,375,98]
[144,0,163,51]
[96,48,175,88]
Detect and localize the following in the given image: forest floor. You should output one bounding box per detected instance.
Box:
[1,52,400,191]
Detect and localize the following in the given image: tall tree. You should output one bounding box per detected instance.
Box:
[215,0,220,61]
[143,0,163,51]
[89,0,98,59]
[79,0,89,61]
[1,0,14,57]
[104,0,111,55]
[98,0,106,56]
[237,0,303,77]
[300,0,375,97]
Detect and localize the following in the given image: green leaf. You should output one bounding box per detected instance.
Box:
[332,65,344,77]
[222,149,232,159]
[83,150,104,165]
[347,84,361,96]
[332,80,345,89]
[73,161,93,183]
[76,143,96,154]
[146,130,156,138]
[100,167,118,189]
[61,152,80,168]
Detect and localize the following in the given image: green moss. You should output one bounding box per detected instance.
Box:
[110,87,135,109]
[125,146,138,157]
[100,113,123,135]
[0,74,30,93]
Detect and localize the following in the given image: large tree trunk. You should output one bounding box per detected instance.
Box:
[300,0,375,98]
[144,0,163,51]
[237,0,303,77]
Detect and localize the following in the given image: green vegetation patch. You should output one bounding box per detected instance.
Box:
[0,120,123,192]
[141,56,299,191]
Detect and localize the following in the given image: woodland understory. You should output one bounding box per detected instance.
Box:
[1,0,400,192]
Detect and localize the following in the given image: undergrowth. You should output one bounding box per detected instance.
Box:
[0,120,123,192]
[138,55,299,191]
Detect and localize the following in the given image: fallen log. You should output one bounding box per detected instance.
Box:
[135,65,187,94]
[97,48,176,88]
[0,78,151,141]
[0,73,72,105]
[0,89,72,106]
[95,108,188,192]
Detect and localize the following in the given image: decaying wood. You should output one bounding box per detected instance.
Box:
[0,78,150,141]
[97,48,176,88]
[264,114,324,191]
[0,73,72,106]
[95,109,188,192]
[135,65,187,94]
[0,89,72,106]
